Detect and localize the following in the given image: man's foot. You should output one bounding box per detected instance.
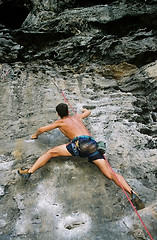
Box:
[17,168,31,180]
[131,190,145,210]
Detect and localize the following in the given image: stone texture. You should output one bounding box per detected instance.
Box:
[0,0,157,239]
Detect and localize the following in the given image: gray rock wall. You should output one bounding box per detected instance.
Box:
[0,0,157,239]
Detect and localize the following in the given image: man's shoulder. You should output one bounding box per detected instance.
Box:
[49,119,62,127]
[54,119,62,124]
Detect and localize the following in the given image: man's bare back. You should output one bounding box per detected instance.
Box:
[56,114,91,139]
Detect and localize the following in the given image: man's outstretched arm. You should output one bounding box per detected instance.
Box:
[31,121,60,139]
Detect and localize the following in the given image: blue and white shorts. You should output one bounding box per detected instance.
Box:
[66,135,104,163]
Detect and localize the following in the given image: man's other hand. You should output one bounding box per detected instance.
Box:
[82,108,87,112]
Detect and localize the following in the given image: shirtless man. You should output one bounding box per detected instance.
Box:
[18,103,145,210]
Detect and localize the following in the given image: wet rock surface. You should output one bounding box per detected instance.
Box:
[0,0,157,239]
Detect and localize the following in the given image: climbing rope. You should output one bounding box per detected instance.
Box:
[52,78,76,114]
[52,78,154,240]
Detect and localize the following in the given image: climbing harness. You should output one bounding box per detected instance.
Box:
[52,78,154,240]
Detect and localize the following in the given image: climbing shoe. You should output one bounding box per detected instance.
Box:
[131,190,145,210]
[17,168,31,180]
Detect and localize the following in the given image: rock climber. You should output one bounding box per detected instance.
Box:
[18,103,145,210]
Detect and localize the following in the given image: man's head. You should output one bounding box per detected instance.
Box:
[56,103,69,118]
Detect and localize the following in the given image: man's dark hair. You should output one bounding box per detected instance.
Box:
[56,103,69,118]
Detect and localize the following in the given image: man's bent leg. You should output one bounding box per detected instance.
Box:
[18,144,72,179]
[93,158,145,209]
[28,144,72,173]
[93,158,132,195]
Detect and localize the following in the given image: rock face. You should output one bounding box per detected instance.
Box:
[0,0,157,239]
